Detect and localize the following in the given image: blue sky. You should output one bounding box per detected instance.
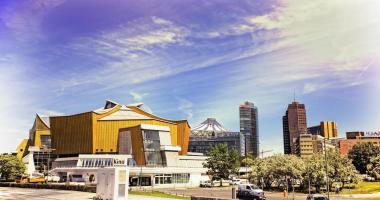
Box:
[0,0,379,154]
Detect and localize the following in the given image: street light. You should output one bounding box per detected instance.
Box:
[323,139,330,199]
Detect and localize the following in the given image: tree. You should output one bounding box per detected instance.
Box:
[203,143,240,182]
[240,154,255,167]
[250,154,305,189]
[348,142,380,174]
[0,154,26,181]
[303,150,360,192]
[367,155,380,179]
[303,154,326,193]
[326,150,360,189]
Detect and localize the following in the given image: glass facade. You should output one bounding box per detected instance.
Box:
[239,101,259,157]
[33,151,57,172]
[154,173,190,184]
[40,135,52,148]
[189,132,242,155]
[142,130,165,166]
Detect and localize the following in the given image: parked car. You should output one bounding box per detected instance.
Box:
[200,180,212,188]
[231,179,242,185]
[237,184,266,200]
[306,194,329,200]
[212,179,231,187]
[363,174,375,181]
[45,175,60,182]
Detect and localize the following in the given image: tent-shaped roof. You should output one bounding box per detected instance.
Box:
[191,118,229,133]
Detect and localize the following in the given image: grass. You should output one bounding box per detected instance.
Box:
[341,181,380,194]
[129,190,191,200]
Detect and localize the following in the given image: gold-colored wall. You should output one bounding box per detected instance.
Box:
[50,105,191,156]
[93,119,178,154]
[50,112,93,155]
[119,126,145,165]
[320,121,338,139]
[176,121,190,155]
[16,139,29,160]
[29,115,50,148]
[33,130,50,147]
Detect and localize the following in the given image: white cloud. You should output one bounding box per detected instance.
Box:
[129,90,148,101]
[178,98,193,120]
[79,17,190,58]
[152,16,172,25]
[0,0,66,41]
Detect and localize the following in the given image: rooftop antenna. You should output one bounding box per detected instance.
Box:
[293,89,296,102]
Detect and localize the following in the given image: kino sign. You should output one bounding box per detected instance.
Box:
[365,132,380,136]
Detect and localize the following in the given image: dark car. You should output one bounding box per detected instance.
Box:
[237,184,266,200]
[306,194,329,200]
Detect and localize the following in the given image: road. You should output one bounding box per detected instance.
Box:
[157,187,380,200]
[0,187,174,200]
[1,187,380,200]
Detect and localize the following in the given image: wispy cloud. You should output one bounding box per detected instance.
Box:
[0,0,66,41]
[129,90,149,101]
[178,98,193,120]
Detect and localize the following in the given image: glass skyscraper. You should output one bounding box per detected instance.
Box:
[239,101,259,157]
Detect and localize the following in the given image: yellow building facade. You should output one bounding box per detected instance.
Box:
[320,121,338,139]
[16,114,51,159]
[50,100,190,156]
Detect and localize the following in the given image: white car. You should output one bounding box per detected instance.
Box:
[45,175,60,182]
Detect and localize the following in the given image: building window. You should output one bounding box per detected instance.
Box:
[142,130,165,167]
[154,173,190,185]
[40,135,51,148]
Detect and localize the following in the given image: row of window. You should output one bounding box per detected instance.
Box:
[154,173,190,185]
[80,158,126,167]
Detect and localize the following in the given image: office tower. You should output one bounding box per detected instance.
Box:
[282,101,307,154]
[239,101,259,157]
[282,111,291,154]
[308,121,338,139]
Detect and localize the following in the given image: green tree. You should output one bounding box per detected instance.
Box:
[303,154,326,193]
[203,143,240,182]
[304,150,360,192]
[0,154,26,181]
[240,154,255,167]
[348,142,380,174]
[367,155,380,179]
[250,154,305,189]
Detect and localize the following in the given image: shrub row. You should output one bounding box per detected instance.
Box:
[0,182,96,193]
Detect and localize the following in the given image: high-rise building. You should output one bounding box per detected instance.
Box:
[282,111,290,154]
[282,101,307,154]
[308,121,338,139]
[239,101,259,157]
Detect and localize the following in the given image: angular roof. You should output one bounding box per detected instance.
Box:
[94,100,188,126]
[191,118,229,133]
[39,115,50,128]
[98,105,152,121]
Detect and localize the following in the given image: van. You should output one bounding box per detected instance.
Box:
[237,184,266,200]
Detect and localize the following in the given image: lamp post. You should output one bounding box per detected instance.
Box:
[244,134,248,180]
[323,139,330,199]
